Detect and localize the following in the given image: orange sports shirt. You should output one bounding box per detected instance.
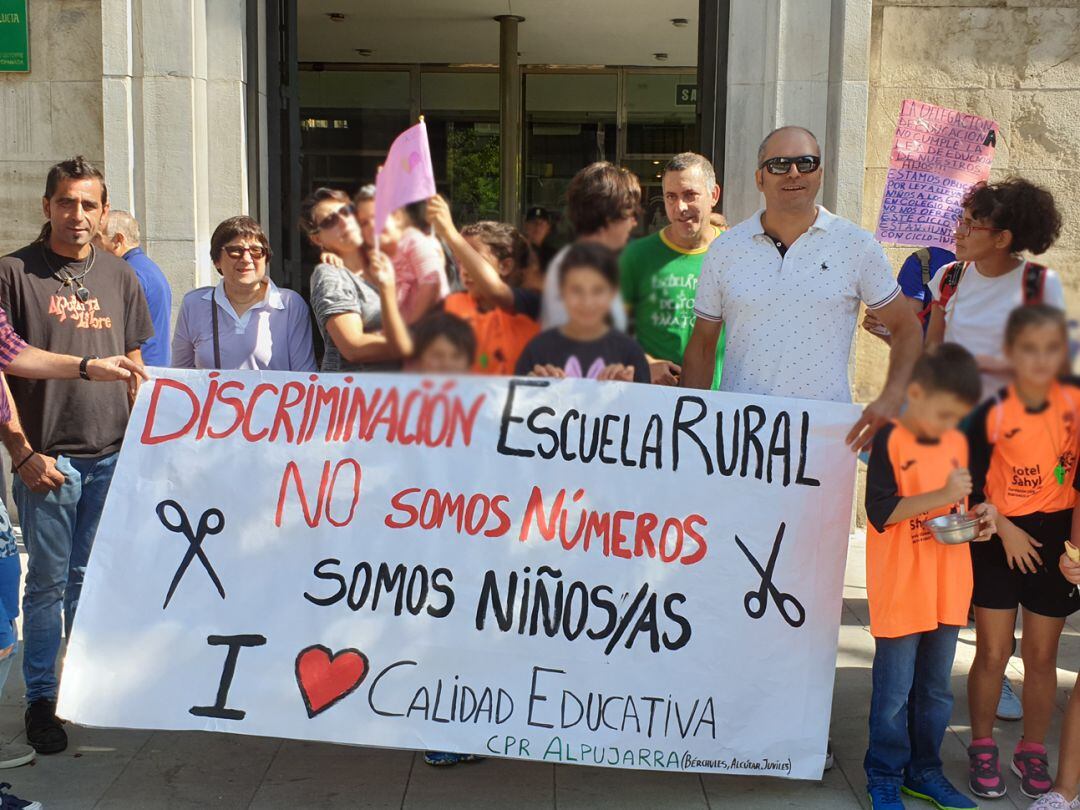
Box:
[968,382,1080,517]
[444,292,539,376]
[864,422,974,639]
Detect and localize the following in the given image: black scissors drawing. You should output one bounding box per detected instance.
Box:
[156,500,226,609]
[734,522,805,628]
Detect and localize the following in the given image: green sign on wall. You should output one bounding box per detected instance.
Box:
[0,0,28,73]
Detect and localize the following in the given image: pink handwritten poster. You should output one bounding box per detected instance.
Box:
[875,99,998,250]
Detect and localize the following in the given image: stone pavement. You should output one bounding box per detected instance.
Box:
[0,532,1076,809]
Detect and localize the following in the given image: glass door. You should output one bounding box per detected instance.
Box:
[420,72,501,225]
[620,71,699,237]
[520,69,698,238]
[523,72,618,244]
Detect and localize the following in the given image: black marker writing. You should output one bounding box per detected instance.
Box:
[190,634,267,721]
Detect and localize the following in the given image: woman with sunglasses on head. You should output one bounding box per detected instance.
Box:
[303,188,412,373]
[319,186,450,325]
[172,216,316,371]
[926,179,1064,400]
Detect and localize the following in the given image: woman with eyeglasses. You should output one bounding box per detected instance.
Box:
[172,216,317,371]
[302,188,412,373]
[925,178,1064,399]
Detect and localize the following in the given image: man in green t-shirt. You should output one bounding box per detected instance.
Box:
[621,152,725,388]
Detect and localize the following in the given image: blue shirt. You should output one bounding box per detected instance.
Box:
[123,246,173,366]
[896,246,956,309]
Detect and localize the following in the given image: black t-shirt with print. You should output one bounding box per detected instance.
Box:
[514,327,651,382]
[0,242,154,457]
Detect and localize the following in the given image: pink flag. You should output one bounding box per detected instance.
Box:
[374,120,437,238]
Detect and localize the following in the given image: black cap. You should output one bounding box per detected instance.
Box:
[525,206,551,222]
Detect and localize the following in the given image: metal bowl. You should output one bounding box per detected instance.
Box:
[925,513,982,545]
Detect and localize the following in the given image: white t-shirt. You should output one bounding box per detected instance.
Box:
[693,206,900,402]
[927,259,1065,399]
[540,244,629,331]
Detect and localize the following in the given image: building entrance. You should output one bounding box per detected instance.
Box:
[270,1,722,290]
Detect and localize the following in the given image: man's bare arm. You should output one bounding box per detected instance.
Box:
[845,296,922,450]
[0,374,64,493]
[680,318,723,390]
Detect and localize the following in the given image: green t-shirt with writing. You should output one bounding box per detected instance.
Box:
[620,228,725,389]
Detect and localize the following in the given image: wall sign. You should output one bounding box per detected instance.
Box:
[676,84,697,106]
[876,99,998,249]
[0,0,28,73]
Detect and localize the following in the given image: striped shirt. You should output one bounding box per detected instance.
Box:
[0,307,27,423]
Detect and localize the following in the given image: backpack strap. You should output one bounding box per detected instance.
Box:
[1022,261,1047,306]
[934,261,968,310]
[915,248,932,288]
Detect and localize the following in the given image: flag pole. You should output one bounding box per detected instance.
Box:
[373,164,382,254]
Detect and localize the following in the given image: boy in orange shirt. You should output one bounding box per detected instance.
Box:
[864,343,997,810]
[425,195,540,375]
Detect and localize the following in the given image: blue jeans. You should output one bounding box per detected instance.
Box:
[864,624,960,787]
[0,629,18,695]
[13,453,118,702]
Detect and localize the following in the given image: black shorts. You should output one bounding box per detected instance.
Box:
[971,509,1080,618]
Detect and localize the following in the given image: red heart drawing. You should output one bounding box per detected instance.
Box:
[295,644,370,718]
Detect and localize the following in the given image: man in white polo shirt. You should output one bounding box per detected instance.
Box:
[682,126,921,449]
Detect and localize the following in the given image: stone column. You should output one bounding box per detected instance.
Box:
[101,0,251,301]
[722,0,871,224]
[823,0,872,222]
[495,15,524,224]
[0,0,104,254]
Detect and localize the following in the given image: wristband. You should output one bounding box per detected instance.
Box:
[13,451,34,472]
[79,355,97,381]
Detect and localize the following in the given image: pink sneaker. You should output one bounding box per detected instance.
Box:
[968,742,1007,798]
[1013,747,1053,799]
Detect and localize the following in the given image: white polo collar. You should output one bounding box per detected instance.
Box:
[750,205,836,241]
[201,279,284,331]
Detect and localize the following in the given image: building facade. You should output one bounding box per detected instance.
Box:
[0,0,1075,402]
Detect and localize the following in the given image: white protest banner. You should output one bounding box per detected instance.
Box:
[876,99,997,249]
[59,370,858,779]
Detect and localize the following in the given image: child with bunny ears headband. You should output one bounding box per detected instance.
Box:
[514,242,651,384]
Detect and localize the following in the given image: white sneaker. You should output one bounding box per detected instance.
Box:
[0,745,33,770]
[997,675,1023,721]
[0,781,42,809]
[1028,792,1080,809]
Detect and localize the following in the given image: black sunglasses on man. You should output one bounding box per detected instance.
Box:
[758,155,821,175]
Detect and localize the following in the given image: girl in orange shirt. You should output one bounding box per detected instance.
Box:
[966,305,1080,801]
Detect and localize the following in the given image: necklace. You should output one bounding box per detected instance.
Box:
[223,279,268,316]
[42,243,95,303]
